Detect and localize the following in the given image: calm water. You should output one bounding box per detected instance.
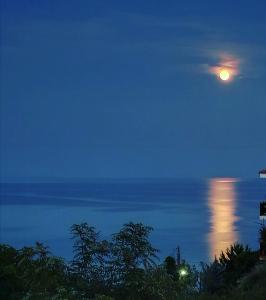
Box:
[0,179,265,264]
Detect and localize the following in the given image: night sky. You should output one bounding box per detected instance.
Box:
[1,0,266,180]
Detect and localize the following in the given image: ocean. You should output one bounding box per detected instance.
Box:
[1,178,265,265]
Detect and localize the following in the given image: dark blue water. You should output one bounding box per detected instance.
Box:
[0,179,265,264]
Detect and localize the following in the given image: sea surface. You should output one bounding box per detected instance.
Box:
[1,178,266,265]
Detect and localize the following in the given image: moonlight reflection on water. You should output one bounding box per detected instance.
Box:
[208,178,239,259]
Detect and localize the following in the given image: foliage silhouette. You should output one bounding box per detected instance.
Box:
[0,222,265,299]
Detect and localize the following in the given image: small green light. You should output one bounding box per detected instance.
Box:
[179,269,188,277]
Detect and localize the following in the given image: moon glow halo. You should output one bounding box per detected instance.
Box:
[207,53,240,83]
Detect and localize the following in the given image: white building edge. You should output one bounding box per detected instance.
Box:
[259,169,266,179]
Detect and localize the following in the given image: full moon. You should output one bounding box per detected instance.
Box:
[219,69,230,81]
